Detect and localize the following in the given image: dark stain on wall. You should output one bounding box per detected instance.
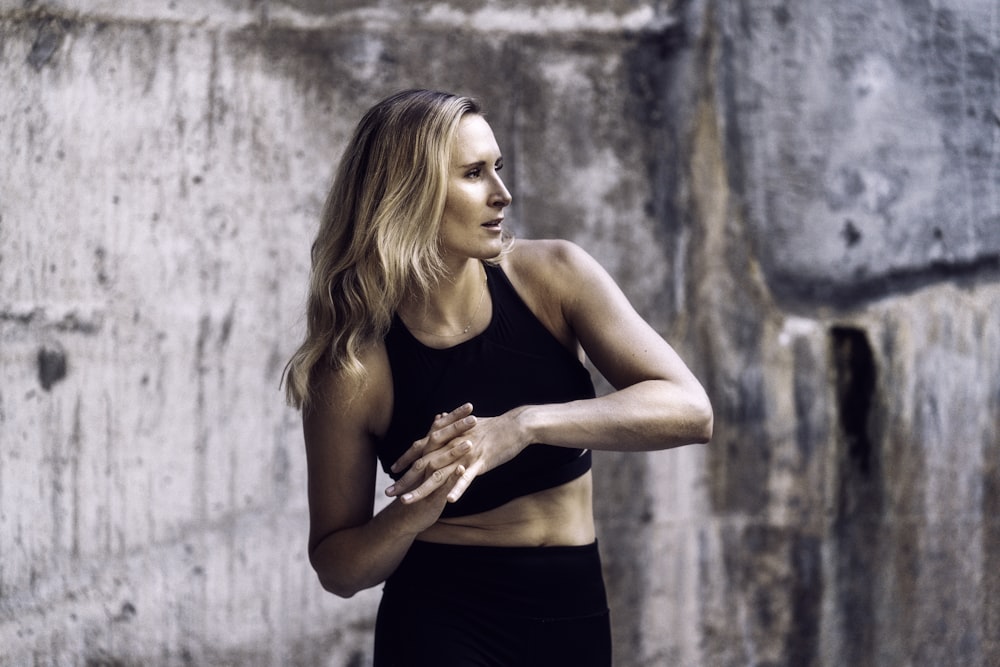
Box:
[94,246,110,286]
[983,381,1000,664]
[593,449,652,659]
[792,337,821,465]
[704,308,771,518]
[773,254,1000,313]
[111,601,137,623]
[716,524,823,664]
[37,343,68,391]
[786,533,822,667]
[877,325,929,659]
[622,21,688,318]
[26,15,70,70]
[271,0,371,14]
[84,657,128,667]
[228,24,394,106]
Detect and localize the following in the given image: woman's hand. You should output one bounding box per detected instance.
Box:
[380,403,474,506]
[387,403,476,478]
[388,407,531,506]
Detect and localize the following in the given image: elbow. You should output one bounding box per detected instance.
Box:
[696,401,714,444]
[700,393,714,443]
[309,546,364,599]
[687,388,714,445]
[313,559,367,598]
[652,381,714,448]
[317,573,362,599]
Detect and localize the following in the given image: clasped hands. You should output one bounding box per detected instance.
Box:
[385,403,526,507]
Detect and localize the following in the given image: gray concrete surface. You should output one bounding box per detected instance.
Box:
[2,1,997,665]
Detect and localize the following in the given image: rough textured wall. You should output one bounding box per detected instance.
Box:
[1,1,998,666]
[0,4,368,665]
[0,2,683,665]
[682,1,1000,666]
[724,0,1000,307]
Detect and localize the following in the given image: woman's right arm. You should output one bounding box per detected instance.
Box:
[303,343,475,598]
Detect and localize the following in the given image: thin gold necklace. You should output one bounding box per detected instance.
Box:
[405,266,488,337]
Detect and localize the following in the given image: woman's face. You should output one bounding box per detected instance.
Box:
[438,114,512,264]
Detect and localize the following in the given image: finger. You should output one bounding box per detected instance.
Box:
[385,455,426,497]
[389,404,473,474]
[433,403,473,428]
[391,412,477,473]
[446,459,486,504]
[400,462,464,504]
[386,440,472,497]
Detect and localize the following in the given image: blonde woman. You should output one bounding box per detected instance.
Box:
[284,89,713,665]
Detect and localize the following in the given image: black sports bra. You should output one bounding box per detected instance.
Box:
[378,262,596,517]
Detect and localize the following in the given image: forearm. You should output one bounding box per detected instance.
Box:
[520,379,713,452]
[308,500,424,598]
[383,380,713,509]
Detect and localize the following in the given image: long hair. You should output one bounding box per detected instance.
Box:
[283,89,486,409]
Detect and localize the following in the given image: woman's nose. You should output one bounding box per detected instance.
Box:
[491,176,512,208]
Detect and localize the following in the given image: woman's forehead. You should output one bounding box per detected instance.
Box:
[451,115,500,161]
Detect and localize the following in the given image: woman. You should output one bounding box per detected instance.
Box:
[284,89,713,665]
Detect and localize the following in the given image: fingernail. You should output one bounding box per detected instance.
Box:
[385,485,395,495]
[463,416,476,425]
[402,493,413,502]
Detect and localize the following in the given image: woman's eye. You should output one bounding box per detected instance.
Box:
[466,168,481,178]
[495,161,503,172]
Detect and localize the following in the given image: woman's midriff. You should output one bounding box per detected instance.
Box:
[415,472,595,547]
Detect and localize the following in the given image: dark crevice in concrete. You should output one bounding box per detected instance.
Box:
[831,326,876,475]
[830,324,883,666]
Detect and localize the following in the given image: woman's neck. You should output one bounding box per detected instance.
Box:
[399,260,489,338]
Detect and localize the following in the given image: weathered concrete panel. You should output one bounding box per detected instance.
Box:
[664,2,1000,665]
[719,0,1000,307]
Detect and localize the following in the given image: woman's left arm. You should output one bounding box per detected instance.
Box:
[515,239,713,453]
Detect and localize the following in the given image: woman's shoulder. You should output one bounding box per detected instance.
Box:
[500,239,597,347]
[503,238,625,331]
[503,238,593,286]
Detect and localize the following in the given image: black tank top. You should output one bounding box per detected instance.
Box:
[378,262,596,518]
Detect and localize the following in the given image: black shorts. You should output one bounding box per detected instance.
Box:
[374,540,612,666]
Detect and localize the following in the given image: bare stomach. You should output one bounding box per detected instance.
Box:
[416,472,596,547]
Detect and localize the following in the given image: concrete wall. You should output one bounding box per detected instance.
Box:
[690,3,1000,665]
[2,1,997,666]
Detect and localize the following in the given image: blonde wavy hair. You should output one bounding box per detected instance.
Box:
[283,89,504,410]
